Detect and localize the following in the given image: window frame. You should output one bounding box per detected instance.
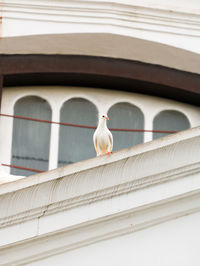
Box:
[0,86,197,175]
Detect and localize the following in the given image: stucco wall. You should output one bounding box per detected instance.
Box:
[27,212,200,266]
[1,0,200,53]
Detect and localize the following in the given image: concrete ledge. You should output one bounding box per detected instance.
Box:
[0,126,199,226]
[0,126,200,265]
[0,126,199,195]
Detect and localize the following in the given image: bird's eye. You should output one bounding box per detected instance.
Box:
[102,115,105,118]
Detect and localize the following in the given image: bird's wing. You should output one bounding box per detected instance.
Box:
[108,131,113,152]
[93,132,99,155]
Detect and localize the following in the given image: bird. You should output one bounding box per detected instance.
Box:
[93,114,113,156]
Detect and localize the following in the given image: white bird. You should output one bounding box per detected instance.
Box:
[93,114,113,156]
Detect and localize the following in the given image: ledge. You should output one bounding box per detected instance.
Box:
[0,126,200,195]
[0,126,200,264]
[0,126,200,225]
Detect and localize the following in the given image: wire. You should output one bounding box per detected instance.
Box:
[2,163,44,173]
[0,113,177,134]
[0,112,178,173]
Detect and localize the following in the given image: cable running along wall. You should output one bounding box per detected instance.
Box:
[0,109,186,175]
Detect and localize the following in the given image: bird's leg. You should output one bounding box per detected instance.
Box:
[107,147,113,155]
[97,150,103,156]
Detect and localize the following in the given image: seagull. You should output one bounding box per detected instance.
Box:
[93,114,113,156]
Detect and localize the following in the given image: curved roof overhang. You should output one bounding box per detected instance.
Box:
[0,33,200,106]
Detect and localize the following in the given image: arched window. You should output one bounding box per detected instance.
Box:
[58,98,97,167]
[153,110,190,140]
[11,96,52,176]
[108,102,144,151]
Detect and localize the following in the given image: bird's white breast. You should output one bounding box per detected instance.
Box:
[93,116,113,156]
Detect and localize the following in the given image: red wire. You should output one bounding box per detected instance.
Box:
[0,113,177,134]
[2,163,44,173]
[0,112,178,173]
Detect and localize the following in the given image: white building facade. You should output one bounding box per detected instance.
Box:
[0,0,200,265]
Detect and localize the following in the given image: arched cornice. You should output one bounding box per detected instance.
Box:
[0,33,200,107]
[1,33,200,74]
[0,54,200,106]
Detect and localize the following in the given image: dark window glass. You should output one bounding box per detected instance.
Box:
[153,110,190,140]
[58,98,97,167]
[108,102,144,151]
[11,96,52,176]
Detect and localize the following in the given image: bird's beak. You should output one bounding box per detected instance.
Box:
[106,116,109,120]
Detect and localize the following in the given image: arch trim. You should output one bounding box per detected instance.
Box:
[1,54,200,106]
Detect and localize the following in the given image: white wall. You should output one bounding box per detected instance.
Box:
[2,0,200,53]
[28,211,200,266]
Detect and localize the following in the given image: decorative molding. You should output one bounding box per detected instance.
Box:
[0,189,200,265]
[0,126,200,265]
[2,1,200,37]
[0,161,200,229]
[0,127,200,228]
[1,0,200,54]
[1,54,200,109]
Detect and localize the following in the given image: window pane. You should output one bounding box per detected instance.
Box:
[58,98,97,167]
[108,102,144,151]
[153,110,190,140]
[11,96,52,176]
